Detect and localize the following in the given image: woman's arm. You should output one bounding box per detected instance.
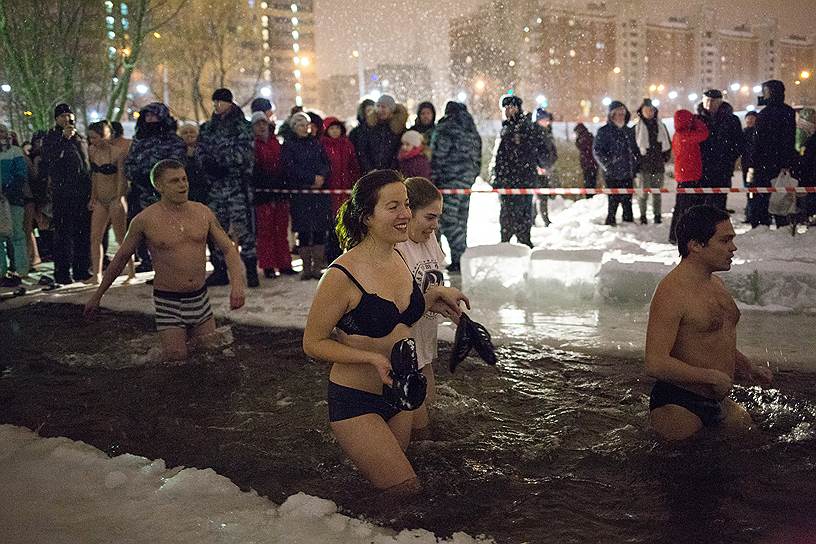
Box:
[303,268,393,384]
[424,285,470,320]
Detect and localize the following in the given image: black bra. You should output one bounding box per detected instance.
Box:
[91,162,118,176]
[330,255,425,338]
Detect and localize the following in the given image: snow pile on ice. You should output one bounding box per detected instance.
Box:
[0,424,491,544]
[460,190,816,311]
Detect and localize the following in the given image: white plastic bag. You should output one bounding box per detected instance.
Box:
[768,170,798,216]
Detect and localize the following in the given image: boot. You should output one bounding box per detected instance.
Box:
[244,256,260,288]
[311,244,326,279]
[205,264,230,286]
[299,246,313,280]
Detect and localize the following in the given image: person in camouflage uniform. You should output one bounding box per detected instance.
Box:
[197,88,258,288]
[124,102,186,272]
[430,101,482,272]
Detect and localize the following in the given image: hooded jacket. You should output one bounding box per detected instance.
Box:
[281,132,331,233]
[696,100,744,187]
[124,103,186,196]
[0,144,29,206]
[348,99,374,157]
[408,101,436,147]
[490,110,545,189]
[634,102,672,174]
[252,129,284,205]
[574,124,597,173]
[196,103,254,190]
[355,103,408,173]
[749,80,797,184]
[430,102,482,189]
[593,101,639,180]
[320,117,360,214]
[672,110,709,183]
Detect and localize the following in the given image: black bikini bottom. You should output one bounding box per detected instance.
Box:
[649,380,726,427]
[328,381,401,422]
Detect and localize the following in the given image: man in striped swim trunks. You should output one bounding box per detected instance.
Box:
[85,158,245,361]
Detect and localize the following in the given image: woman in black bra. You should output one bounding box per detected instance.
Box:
[303,169,469,492]
[87,121,134,284]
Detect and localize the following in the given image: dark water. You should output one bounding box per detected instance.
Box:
[2,303,815,544]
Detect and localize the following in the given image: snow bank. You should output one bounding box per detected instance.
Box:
[0,424,491,544]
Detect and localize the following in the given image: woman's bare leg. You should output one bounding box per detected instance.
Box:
[23,202,41,270]
[109,199,135,280]
[331,413,419,491]
[88,203,110,283]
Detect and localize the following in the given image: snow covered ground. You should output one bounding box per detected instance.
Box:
[3,176,815,542]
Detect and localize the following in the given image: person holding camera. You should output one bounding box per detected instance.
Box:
[41,103,92,284]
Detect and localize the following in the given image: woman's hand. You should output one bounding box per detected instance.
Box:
[368,352,393,386]
[426,286,470,320]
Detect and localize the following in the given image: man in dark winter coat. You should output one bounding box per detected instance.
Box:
[41,103,92,284]
[197,88,258,287]
[490,94,545,247]
[409,101,436,148]
[124,102,187,272]
[746,80,797,228]
[534,108,558,226]
[355,94,406,173]
[634,99,671,224]
[740,111,758,223]
[574,123,598,196]
[697,89,744,211]
[348,98,375,161]
[593,100,639,225]
[430,101,482,271]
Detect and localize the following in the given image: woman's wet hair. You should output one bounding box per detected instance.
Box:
[675,205,730,258]
[336,169,405,251]
[404,177,441,211]
[87,120,112,138]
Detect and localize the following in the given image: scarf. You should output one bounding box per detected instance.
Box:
[635,119,671,156]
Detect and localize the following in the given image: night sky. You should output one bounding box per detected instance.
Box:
[315,0,814,79]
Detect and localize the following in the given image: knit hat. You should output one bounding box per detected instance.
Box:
[535,108,553,121]
[376,94,397,112]
[703,89,723,99]
[250,111,270,125]
[608,100,627,114]
[251,97,274,113]
[500,94,523,109]
[289,111,310,127]
[401,130,423,149]
[53,103,73,118]
[211,88,233,102]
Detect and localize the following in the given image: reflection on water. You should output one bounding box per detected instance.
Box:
[2,304,815,544]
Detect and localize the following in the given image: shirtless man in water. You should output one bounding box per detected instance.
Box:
[645,205,773,440]
[84,159,245,361]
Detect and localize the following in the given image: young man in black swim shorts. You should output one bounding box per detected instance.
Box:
[644,205,772,440]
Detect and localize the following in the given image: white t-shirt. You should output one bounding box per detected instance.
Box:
[396,236,446,369]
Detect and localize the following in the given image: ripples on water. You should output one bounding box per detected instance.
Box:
[2,304,815,544]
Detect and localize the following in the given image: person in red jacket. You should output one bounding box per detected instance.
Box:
[669,109,709,244]
[320,117,360,261]
[251,112,295,278]
[398,130,432,179]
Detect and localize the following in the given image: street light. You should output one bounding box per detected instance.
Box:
[668,91,678,100]
[135,83,149,95]
[688,93,698,102]
[0,84,10,93]
[601,96,612,107]
[260,86,272,98]
[730,82,741,92]
[474,79,486,93]
[457,91,467,102]
[801,70,811,80]
[753,85,762,93]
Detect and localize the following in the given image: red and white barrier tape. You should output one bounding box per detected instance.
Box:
[255,186,816,196]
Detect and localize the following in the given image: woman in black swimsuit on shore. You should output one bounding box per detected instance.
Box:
[87,121,134,284]
[303,169,469,492]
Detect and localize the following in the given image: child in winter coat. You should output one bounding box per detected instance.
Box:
[398,130,432,179]
[669,109,710,244]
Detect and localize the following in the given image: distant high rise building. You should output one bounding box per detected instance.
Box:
[363,64,433,114]
[318,74,360,119]
[254,1,318,112]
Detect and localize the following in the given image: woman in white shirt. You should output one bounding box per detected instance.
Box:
[395,176,447,433]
